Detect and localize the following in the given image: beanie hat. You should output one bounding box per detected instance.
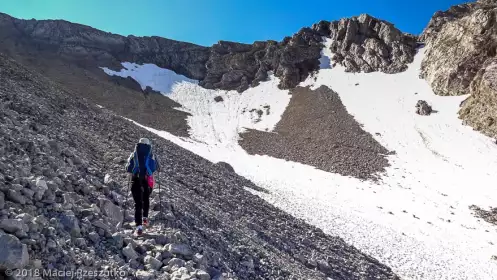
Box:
[139,138,151,145]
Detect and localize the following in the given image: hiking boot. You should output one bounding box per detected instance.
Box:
[143,218,149,227]
[136,226,143,236]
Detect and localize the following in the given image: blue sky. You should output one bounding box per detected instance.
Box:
[0,0,469,46]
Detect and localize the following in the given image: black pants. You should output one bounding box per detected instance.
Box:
[131,175,151,226]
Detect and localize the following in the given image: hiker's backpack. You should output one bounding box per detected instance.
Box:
[126,143,157,176]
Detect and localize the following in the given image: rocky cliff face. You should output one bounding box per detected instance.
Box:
[420,0,497,138]
[0,12,324,92]
[314,14,418,73]
[199,28,323,92]
[0,12,417,94]
[0,13,210,79]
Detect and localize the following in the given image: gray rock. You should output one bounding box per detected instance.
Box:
[15,213,34,224]
[33,215,49,227]
[74,238,86,247]
[214,96,224,103]
[317,259,332,273]
[6,189,26,205]
[155,234,169,245]
[167,258,186,268]
[110,191,125,205]
[161,250,173,261]
[170,267,190,278]
[0,232,29,270]
[62,192,77,209]
[129,259,141,269]
[144,255,162,270]
[112,232,124,249]
[20,187,34,199]
[135,270,153,280]
[415,100,433,116]
[98,198,124,227]
[167,243,193,257]
[34,177,49,200]
[307,259,317,268]
[88,232,100,244]
[193,253,206,265]
[104,174,113,185]
[196,270,211,280]
[47,140,60,154]
[0,219,26,234]
[123,244,139,260]
[46,239,57,249]
[60,211,81,237]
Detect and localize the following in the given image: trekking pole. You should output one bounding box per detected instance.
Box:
[125,174,132,210]
[157,168,164,224]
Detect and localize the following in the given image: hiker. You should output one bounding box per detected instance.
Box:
[125,138,159,235]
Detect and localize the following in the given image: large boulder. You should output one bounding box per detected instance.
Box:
[415,100,433,116]
[0,219,27,234]
[98,197,123,227]
[0,232,29,270]
[122,244,139,260]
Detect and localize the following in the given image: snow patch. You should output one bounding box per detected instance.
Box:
[319,37,334,69]
[101,63,196,94]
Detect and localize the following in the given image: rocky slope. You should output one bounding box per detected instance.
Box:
[420,0,497,138]
[240,85,391,180]
[0,53,400,279]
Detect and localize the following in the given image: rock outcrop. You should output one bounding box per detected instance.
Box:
[314,14,418,73]
[199,28,323,92]
[420,0,497,138]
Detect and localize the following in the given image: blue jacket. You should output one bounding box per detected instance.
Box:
[126,143,158,176]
